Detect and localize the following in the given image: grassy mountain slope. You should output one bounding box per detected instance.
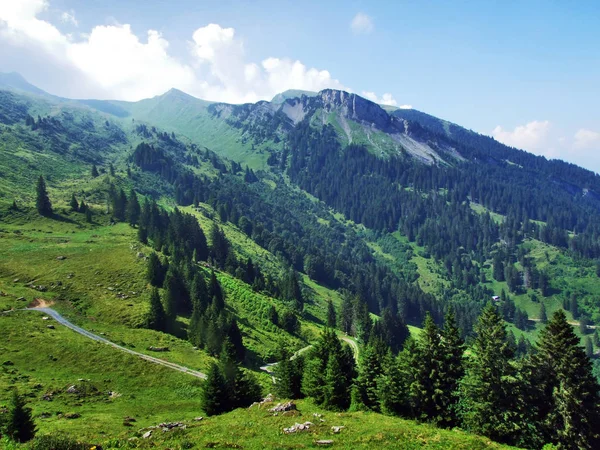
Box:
[2,76,600,447]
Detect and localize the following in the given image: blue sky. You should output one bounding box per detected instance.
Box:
[1,0,599,172]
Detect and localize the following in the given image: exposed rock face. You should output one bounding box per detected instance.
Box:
[283,421,314,434]
[269,401,297,413]
[318,89,391,130]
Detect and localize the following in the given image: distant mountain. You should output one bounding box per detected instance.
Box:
[0,72,49,96]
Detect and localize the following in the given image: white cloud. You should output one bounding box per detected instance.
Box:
[361,91,400,106]
[573,128,600,149]
[351,12,374,35]
[399,104,412,109]
[0,2,352,102]
[492,120,551,151]
[60,10,78,27]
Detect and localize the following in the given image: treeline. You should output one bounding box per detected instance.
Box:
[275,306,600,450]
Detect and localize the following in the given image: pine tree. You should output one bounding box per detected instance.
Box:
[409,313,443,422]
[91,164,99,178]
[146,287,166,332]
[323,351,350,411]
[539,301,548,324]
[113,188,127,221]
[147,252,165,287]
[355,339,385,411]
[378,352,410,416]
[109,163,115,176]
[339,294,354,334]
[327,299,336,328]
[438,309,464,427]
[274,346,304,399]
[533,309,600,448]
[190,273,209,313]
[162,269,179,321]
[201,363,228,416]
[586,337,594,358]
[10,199,18,211]
[3,389,36,442]
[459,303,527,445]
[219,339,261,409]
[69,193,79,212]
[35,175,52,216]
[209,270,224,311]
[127,189,141,226]
[85,207,93,223]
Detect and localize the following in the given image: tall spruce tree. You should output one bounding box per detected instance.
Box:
[127,189,141,226]
[3,389,36,442]
[147,252,165,287]
[274,346,304,399]
[539,301,548,324]
[201,363,228,416]
[459,303,527,446]
[533,309,600,449]
[354,339,386,411]
[91,164,99,178]
[378,351,410,417]
[36,175,52,216]
[409,313,443,422]
[327,299,337,328]
[438,309,465,427]
[146,287,166,332]
[69,193,79,212]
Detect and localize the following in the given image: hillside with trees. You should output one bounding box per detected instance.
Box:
[1,78,600,449]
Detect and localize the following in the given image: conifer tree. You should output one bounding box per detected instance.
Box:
[69,193,79,212]
[201,363,228,416]
[162,269,179,321]
[539,301,548,324]
[355,339,386,411]
[209,270,224,311]
[327,299,336,328]
[3,389,36,442]
[533,309,600,449]
[10,199,18,211]
[190,273,209,313]
[91,164,99,178]
[459,303,526,445]
[378,351,410,416]
[36,175,52,216]
[324,351,350,411]
[438,309,464,427]
[586,337,594,358]
[113,188,127,221]
[219,339,261,409]
[146,287,166,332]
[147,252,165,287]
[274,346,304,399]
[109,163,115,176]
[127,188,141,226]
[85,206,92,223]
[409,313,443,422]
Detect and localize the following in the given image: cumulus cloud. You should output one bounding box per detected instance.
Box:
[492,120,551,151]
[573,128,600,149]
[361,91,399,106]
[0,1,395,105]
[351,12,374,35]
[60,10,78,26]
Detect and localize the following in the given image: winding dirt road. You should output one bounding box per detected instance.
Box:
[9,306,208,379]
